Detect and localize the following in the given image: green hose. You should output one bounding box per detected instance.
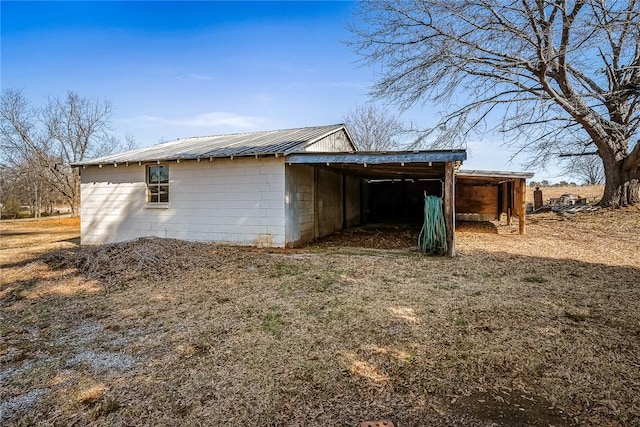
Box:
[418,195,448,254]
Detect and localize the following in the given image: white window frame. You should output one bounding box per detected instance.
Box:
[146,164,170,206]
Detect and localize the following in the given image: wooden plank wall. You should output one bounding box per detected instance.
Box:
[455,183,499,218]
[456,179,526,235]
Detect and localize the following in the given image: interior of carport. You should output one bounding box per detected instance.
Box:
[285,151,531,257]
[285,151,466,256]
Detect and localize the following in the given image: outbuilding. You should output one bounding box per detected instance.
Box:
[74,124,532,256]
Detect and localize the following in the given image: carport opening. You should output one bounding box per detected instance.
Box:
[364,178,443,224]
[285,151,468,255]
[309,176,448,251]
[313,177,445,251]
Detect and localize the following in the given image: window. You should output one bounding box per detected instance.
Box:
[147,165,169,203]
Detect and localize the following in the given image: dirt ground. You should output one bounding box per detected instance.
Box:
[1,211,639,426]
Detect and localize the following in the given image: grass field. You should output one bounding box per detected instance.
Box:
[1,208,639,426]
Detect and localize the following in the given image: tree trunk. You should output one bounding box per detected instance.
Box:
[69,169,81,217]
[69,195,80,217]
[600,157,640,208]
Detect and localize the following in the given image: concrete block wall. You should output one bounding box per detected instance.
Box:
[285,165,315,247]
[284,165,362,247]
[316,168,343,238]
[345,175,361,227]
[80,167,147,244]
[80,157,286,246]
[284,164,315,247]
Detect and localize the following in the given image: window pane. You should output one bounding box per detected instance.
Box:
[158,165,169,183]
[147,166,169,203]
[148,165,169,184]
[149,186,159,203]
[148,167,157,184]
[159,185,169,203]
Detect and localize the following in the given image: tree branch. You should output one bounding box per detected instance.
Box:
[623,140,640,172]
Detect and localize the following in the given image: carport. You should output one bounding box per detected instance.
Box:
[285,150,467,256]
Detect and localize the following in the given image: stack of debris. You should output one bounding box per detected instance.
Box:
[534,192,599,214]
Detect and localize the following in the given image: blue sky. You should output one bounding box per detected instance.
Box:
[1,1,554,179]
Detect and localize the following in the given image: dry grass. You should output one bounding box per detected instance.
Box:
[1,210,639,426]
[527,184,605,204]
[0,217,80,262]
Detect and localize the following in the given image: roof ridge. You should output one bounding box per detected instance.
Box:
[177,123,344,141]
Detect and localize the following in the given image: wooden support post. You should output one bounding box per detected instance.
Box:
[342,174,347,230]
[313,167,319,239]
[444,161,456,257]
[517,178,527,235]
[501,182,509,224]
[506,181,512,225]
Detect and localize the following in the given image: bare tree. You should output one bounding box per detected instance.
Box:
[351,0,640,207]
[0,160,62,218]
[568,155,605,185]
[0,89,122,216]
[344,104,404,151]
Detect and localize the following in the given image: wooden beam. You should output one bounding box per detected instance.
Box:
[444,161,456,257]
[313,167,319,239]
[500,182,508,224]
[517,178,527,235]
[341,173,347,229]
[506,181,512,225]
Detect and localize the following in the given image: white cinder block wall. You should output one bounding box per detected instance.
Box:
[284,164,361,247]
[285,164,315,247]
[80,157,286,246]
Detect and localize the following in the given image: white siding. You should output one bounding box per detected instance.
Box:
[80,157,286,246]
[304,130,354,152]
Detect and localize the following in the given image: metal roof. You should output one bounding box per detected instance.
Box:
[458,170,534,178]
[286,150,467,180]
[457,169,534,183]
[286,150,467,164]
[73,122,535,183]
[74,124,351,166]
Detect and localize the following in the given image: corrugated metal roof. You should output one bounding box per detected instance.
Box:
[286,150,467,180]
[457,170,535,179]
[286,150,467,164]
[74,124,350,166]
[456,170,534,186]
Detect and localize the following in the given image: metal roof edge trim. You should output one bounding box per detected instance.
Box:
[457,169,535,179]
[71,152,285,167]
[285,150,467,164]
[340,126,358,151]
